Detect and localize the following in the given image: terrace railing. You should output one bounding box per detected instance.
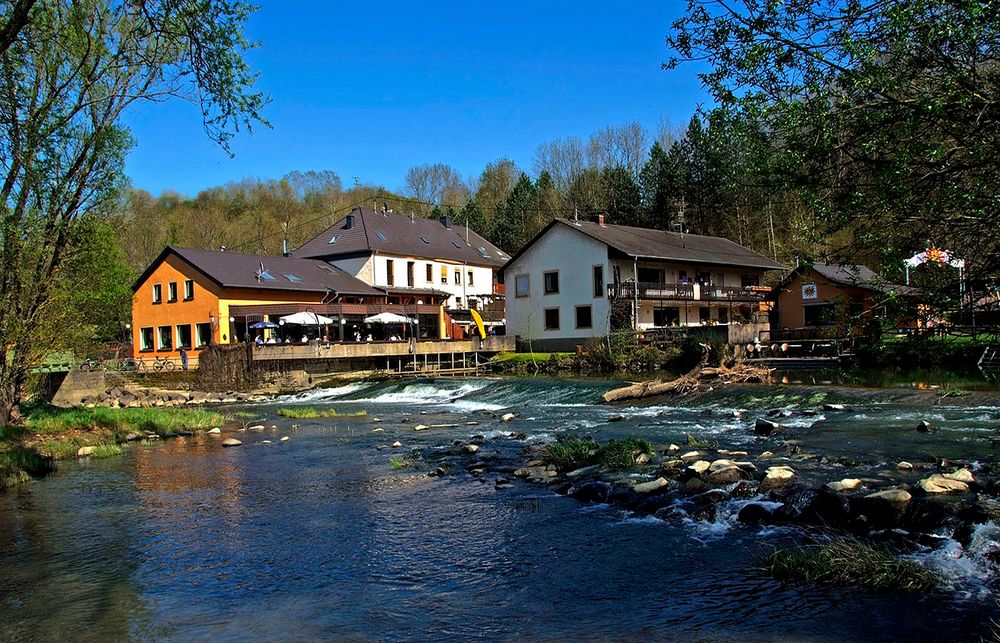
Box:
[608,282,768,302]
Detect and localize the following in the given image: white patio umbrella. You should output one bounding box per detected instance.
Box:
[364,312,415,324]
[280,311,334,325]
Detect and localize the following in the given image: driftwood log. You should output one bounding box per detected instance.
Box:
[602,343,772,403]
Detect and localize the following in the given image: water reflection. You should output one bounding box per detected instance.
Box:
[1,378,999,640]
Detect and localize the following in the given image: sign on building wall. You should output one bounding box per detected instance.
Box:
[802,283,818,299]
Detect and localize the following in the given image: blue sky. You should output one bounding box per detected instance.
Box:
[122,1,705,197]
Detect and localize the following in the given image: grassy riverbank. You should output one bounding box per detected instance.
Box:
[0,405,228,490]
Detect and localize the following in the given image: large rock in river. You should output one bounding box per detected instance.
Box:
[221,438,242,447]
[633,477,669,494]
[943,468,975,484]
[826,478,863,492]
[754,418,781,436]
[855,488,911,528]
[758,466,796,492]
[915,474,970,495]
[708,465,748,485]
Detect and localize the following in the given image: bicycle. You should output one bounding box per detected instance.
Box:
[79,357,106,372]
[152,356,176,372]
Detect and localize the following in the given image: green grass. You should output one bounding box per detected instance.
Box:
[687,434,719,449]
[277,407,367,419]
[543,437,598,470]
[543,436,654,471]
[0,446,53,489]
[22,405,226,437]
[390,455,416,469]
[489,352,571,364]
[89,444,125,458]
[765,541,937,592]
[594,437,655,469]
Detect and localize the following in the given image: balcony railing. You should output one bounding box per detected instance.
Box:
[609,282,695,300]
[609,282,768,302]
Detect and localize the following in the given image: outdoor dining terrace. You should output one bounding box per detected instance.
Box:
[251,335,515,362]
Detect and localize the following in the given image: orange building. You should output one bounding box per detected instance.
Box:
[770,263,917,339]
[130,247,396,362]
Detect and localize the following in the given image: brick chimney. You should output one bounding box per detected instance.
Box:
[344,213,355,229]
[589,212,606,227]
[441,215,451,229]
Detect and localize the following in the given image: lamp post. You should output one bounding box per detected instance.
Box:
[305,307,320,342]
[340,318,346,342]
[229,316,235,343]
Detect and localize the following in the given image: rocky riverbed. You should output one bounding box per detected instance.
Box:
[392,410,1000,572]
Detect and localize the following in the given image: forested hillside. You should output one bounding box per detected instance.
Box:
[110,115,828,278]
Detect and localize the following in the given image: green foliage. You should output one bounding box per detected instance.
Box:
[0,0,267,423]
[545,435,655,471]
[277,407,367,419]
[22,405,225,436]
[389,455,416,470]
[686,434,719,449]
[667,0,1000,278]
[765,542,937,592]
[542,436,598,471]
[593,437,655,470]
[0,446,53,489]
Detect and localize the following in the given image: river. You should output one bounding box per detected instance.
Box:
[2,377,999,641]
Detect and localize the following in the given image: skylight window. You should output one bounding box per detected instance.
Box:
[420,235,430,244]
[452,241,462,249]
[318,264,339,274]
[282,273,302,283]
[258,270,276,281]
[329,234,340,244]
[477,246,490,258]
[374,231,387,241]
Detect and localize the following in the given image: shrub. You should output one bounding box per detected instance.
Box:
[0,446,54,489]
[543,436,598,470]
[765,541,937,592]
[594,437,654,470]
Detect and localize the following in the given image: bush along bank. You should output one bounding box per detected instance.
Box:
[489,334,717,376]
[0,405,229,490]
[390,415,1000,592]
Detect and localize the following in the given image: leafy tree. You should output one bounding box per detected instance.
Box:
[667,0,1000,276]
[0,0,266,423]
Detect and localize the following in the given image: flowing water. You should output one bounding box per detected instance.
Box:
[2,377,1000,641]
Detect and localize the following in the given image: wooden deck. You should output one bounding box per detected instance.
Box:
[251,336,514,362]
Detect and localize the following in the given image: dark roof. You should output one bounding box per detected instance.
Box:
[811,263,882,288]
[780,263,919,296]
[291,207,509,267]
[502,218,784,274]
[133,247,384,297]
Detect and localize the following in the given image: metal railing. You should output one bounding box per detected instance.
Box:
[608,282,768,302]
[609,282,695,300]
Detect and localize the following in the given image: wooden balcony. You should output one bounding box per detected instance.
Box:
[609,282,767,302]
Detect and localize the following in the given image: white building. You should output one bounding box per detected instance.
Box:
[501,214,784,351]
[292,207,508,311]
